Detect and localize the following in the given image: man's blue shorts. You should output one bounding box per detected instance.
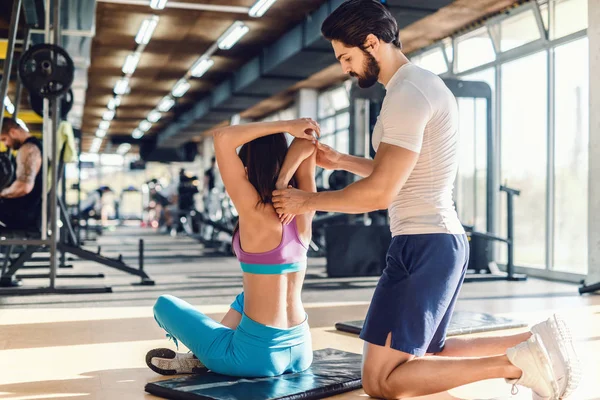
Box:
[360,233,469,356]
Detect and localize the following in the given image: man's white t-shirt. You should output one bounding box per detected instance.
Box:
[372,63,464,236]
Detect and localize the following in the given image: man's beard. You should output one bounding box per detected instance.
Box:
[11,140,22,150]
[350,51,380,88]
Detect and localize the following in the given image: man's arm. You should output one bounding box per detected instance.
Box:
[315,142,373,178]
[273,143,418,215]
[337,153,374,178]
[0,143,41,198]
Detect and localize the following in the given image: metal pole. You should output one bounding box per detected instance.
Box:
[48,0,62,288]
[506,191,514,279]
[0,0,22,132]
[12,28,31,118]
[41,0,51,242]
[77,139,82,243]
[546,46,555,272]
[139,238,144,274]
[60,163,67,266]
[472,99,478,227]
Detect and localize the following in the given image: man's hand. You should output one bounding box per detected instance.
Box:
[273,185,295,225]
[316,142,342,170]
[272,187,315,216]
[286,118,320,141]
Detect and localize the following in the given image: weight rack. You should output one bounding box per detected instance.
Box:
[0,0,154,295]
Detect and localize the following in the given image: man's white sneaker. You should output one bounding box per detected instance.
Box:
[531,314,581,398]
[146,348,206,375]
[506,333,559,400]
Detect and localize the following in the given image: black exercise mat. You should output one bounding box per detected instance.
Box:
[335,311,527,336]
[145,348,362,400]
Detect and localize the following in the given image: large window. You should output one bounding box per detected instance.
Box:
[554,37,589,274]
[404,0,588,278]
[497,8,542,52]
[412,47,448,75]
[455,27,496,73]
[317,84,351,189]
[552,0,587,39]
[500,51,548,268]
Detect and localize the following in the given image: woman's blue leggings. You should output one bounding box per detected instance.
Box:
[153,294,313,378]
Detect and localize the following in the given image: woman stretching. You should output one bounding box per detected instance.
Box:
[146,118,320,377]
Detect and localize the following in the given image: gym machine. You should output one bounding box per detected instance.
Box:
[443,79,527,282]
[463,185,527,282]
[0,0,154,294]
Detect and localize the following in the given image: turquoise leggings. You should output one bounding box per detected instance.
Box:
[153,294,313,377]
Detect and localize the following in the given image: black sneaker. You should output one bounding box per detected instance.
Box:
[146,348,207,375]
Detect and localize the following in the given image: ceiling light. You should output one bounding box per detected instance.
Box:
[99,120,111,131]
[96,129,107,138]
[114,78,130,95]
[157,96,175,112]
[249,0,277,17]
[148,110,162,123]
[4,97,15,115]
[217,21,250,50]
[150,0,168,10]
[171,79,191,98]
[107,96,121,110]
[122,52,141,75]
[190,57,214,78]
[91,138,103,153]
[103,110,115,121]
[117,143,132,155]
[139,120,152,132]
[132,129,144,139]
[135,15,159,45]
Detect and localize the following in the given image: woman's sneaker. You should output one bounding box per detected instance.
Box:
[506,334,559,399]
[531,314,582,398]
[146,348,206,375]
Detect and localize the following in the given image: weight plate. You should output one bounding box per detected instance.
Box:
[19,43,74,100]
[29,87,74,119]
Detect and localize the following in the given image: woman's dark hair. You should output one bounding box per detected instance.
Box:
[238,133,295,205]
[321,0,402,50]
[231,133,295,252]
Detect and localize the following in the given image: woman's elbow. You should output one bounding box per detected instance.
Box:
[211,129,225,142]
[212,129,231,149]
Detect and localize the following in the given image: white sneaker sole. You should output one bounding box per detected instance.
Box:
[146,348,206,375]
[532,314,582,398]
[508,334,559,400]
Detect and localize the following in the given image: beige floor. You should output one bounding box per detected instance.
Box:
[0,284,599,400]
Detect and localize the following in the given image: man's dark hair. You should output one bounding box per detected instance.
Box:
[321,0,401,49]
[0,118,22,135]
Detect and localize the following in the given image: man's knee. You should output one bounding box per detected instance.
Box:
[362,372,384,399]
[363,361,393,399]
[362,359,410,399]
[362,374,403,400]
